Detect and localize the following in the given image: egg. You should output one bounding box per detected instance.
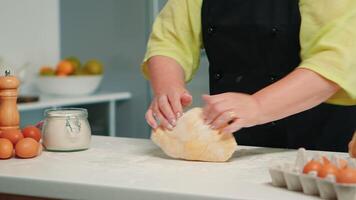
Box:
[22,125,42,142]
[0,138,14,159]
[15,138,40,159]
[303,159,322,174]
[1,129,24,145]
[318,160,339,178]
[337,167,356,184]
[338,158,348,169]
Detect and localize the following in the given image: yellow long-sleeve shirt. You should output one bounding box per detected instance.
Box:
[142,0,356,105]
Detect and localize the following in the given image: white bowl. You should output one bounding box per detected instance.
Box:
[36,75,103,96]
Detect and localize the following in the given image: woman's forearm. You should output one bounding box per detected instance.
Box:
[253,68,340,124]
[147,56,186,95]
[146,55,193,129]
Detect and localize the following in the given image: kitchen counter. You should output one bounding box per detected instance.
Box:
[0,136,345,200]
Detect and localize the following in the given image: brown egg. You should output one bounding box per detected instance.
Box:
[0,138,14,159]
[1,129,24,145]
[337,167,356,184]
[15,138,40,159]
[303,159,322,174]
[22,126,42,142]
[338,158,348,169]
[318,162,339,178]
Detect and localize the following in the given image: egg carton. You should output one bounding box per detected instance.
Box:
[269,148,356,200]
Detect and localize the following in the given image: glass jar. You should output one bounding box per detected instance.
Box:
[42,108,91,151]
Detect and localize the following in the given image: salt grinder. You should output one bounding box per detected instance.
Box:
[0,70,20,131]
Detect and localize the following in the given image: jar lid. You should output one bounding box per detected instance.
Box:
[44,108,88,118]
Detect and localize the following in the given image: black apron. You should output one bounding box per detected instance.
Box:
[201,0,356,152]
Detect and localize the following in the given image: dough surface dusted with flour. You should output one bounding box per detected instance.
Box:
[151,107,237,162]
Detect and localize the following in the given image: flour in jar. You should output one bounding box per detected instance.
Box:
[42,108,91,151]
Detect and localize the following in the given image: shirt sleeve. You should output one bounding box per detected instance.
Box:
[141,0,203,82]
[298,0,356,105]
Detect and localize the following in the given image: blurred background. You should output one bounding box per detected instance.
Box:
[0,0,209,139]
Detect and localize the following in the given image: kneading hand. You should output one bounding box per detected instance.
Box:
[145,56,193,130]
[202,93,262,134]
[146,89,192,130]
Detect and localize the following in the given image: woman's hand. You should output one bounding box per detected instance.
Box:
[145,56,193,130]
[146,88,192,130]
[202,68,340,134]
[202,93,262,134]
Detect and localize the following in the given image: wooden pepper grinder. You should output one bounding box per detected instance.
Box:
[0,70,20,132]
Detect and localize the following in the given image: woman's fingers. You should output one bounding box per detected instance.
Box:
[202,92,262,133]
[222,119,244,134]
[210,110,237,130]
[169,93,183,118]
[153,102,173,130]
[204,101,230,125]
[145,108,158,129]
[146,90,193,130]
[158,95,177,126]
[181,92,193,107]
[202,95,225,122]
[202,94,224,105]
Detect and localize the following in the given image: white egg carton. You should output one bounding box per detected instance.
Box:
[269,148,356,200]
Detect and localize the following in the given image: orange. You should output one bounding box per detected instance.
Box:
[83,60,104,75]
[39,66,55,76]
[56,60,74,75]
[56,71,68,76]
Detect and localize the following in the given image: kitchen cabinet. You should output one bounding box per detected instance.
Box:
[0,136,335,200]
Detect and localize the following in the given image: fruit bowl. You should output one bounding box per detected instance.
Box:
[35,75,103,96]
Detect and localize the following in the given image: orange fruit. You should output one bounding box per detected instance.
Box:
[56,60,74,75]
[56,71,68,76]
[83,60,103,75]
[65,56,81,73]
[39,66,55,76]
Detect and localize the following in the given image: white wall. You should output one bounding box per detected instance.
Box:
[0,0,60,94]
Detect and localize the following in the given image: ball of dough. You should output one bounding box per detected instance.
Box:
[151,107,237,162]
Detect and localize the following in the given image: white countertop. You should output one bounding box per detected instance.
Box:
[0,136,343,200]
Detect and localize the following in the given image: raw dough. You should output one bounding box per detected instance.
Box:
[151,107,237,162]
